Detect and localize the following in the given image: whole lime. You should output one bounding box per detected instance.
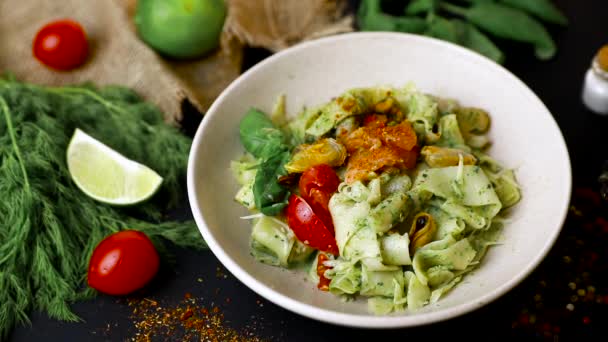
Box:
[135,0,226,59]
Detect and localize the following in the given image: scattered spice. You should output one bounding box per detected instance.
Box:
[127,294,265,342]
[510,187,608,339]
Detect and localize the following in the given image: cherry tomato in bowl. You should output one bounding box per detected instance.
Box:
[299,164,340,197]
[285,194,339,255]
[88,230,159,295]
[298,164,340,231]
[33,19,88,70]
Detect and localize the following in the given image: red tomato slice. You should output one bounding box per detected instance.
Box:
[87,230,159,295]
[298,164,340,231]
[285,194,339,255]
[298,164,340,197]
[33,19,88,70]
[306,188,334,233]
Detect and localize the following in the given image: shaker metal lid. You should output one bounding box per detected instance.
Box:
[597,45,608,72]
[592,45,608,80]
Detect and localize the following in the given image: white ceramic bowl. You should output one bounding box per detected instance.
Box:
[187,32,571,328]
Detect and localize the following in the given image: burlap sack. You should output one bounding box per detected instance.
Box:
[0,0,243,124]
[0,0,352,123]
[225,0,354,52]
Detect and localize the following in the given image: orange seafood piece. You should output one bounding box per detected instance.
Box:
[341,115,419,183]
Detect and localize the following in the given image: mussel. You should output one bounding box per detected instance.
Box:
[421,146,477,168]
[409,212,437,252]
[454,107,491,139]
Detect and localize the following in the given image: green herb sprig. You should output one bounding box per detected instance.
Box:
[0,76,206,339]
[358,0,568,63]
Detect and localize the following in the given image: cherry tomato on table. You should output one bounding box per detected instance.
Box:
[88,230,159,295]
[33,19,88,70]
[298,164,340,232]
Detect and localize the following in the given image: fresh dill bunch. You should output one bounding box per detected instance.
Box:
[0,76,206,340]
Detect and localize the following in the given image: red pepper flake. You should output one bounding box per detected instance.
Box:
[180,307,194,321]
[583,316,592,324]
[143,298,157,306]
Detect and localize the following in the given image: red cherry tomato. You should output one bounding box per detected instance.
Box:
[87,230,159,295]
[33,19,88,70]
[299,164,340,197]
[285,194,339,255]
[298,164,340,231]
[305,188,334,232]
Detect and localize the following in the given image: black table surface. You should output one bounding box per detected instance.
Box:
[10,0,608,341]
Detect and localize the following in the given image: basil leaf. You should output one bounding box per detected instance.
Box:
[239,108,286,159]
[253,151,291,216]
[239,108,292,215]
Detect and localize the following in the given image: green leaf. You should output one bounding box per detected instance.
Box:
[358,0,427,33]
[405,0,437,15]
[423,16,504,64]
[501,0,568,26]
[462,23,505,63]
[239,108,286,159]
[239,108,292,215]
[442,2,556,60]
[253,152,291,216]
[424,15,466,44]
[460,0,496,4]
[393,17,428,33]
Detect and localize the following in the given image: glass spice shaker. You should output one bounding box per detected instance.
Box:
[582,45,608,115]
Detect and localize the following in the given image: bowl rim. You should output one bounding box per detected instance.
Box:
[187,32,572,328]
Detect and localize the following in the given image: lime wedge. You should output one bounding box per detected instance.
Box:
[67,129,163,205]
